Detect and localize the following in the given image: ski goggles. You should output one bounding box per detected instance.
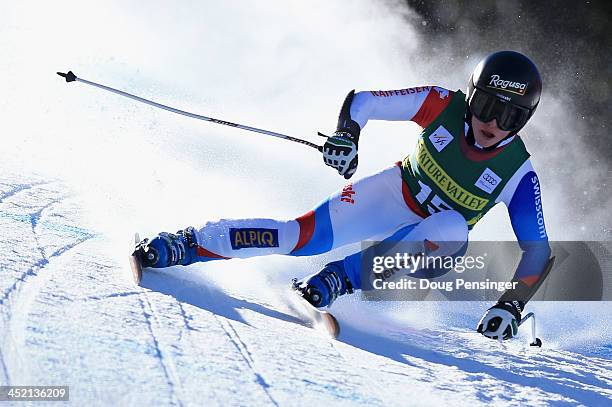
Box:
[468,87,532,132]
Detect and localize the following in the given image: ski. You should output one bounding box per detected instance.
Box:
[128,233,143,285]
[290,279,340,338]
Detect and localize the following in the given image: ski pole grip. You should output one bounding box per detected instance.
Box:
[57,71,78,82]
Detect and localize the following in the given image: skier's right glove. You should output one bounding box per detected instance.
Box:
[322,131,359,179]
[476,300,523,341]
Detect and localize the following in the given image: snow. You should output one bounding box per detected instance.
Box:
[1,1,611,405]
[0,177,610,405]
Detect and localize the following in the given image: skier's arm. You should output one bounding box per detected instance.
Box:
[497,161,552,306]
[345,86,453,130]
[477,162,552,340]
[323,86,453,178]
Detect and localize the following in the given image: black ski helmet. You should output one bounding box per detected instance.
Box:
[467,51,542,132]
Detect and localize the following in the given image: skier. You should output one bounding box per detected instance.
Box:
[133,51,552,341]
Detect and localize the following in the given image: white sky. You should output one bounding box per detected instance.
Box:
[1,0,606,242]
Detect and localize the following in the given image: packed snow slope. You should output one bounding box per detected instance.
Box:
[0,174,611,406]
[1,1,611,406]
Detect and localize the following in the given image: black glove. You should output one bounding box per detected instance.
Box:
[322,131,358,179]
[476,301,523,340]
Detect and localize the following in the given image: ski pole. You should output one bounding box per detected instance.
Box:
[518,312,542,347]
[56,71,323,152]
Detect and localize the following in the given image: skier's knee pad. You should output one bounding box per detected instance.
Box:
[290,204,334,256]
[409,210,468,278]
[412,210,468,256]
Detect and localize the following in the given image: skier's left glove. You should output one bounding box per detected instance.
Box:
[476,301,523,340]
[322,131,359,179]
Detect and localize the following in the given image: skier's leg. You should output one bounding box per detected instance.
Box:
[135,221,300,268]
[298,210,468,307]
[289,164,425,256]
[342,209,469,289]
[137,164,423,268]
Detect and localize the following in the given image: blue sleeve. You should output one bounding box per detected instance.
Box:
[507,171,551,285]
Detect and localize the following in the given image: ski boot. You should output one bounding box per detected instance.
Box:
[293,260,354,308]
[133,227,198,268]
